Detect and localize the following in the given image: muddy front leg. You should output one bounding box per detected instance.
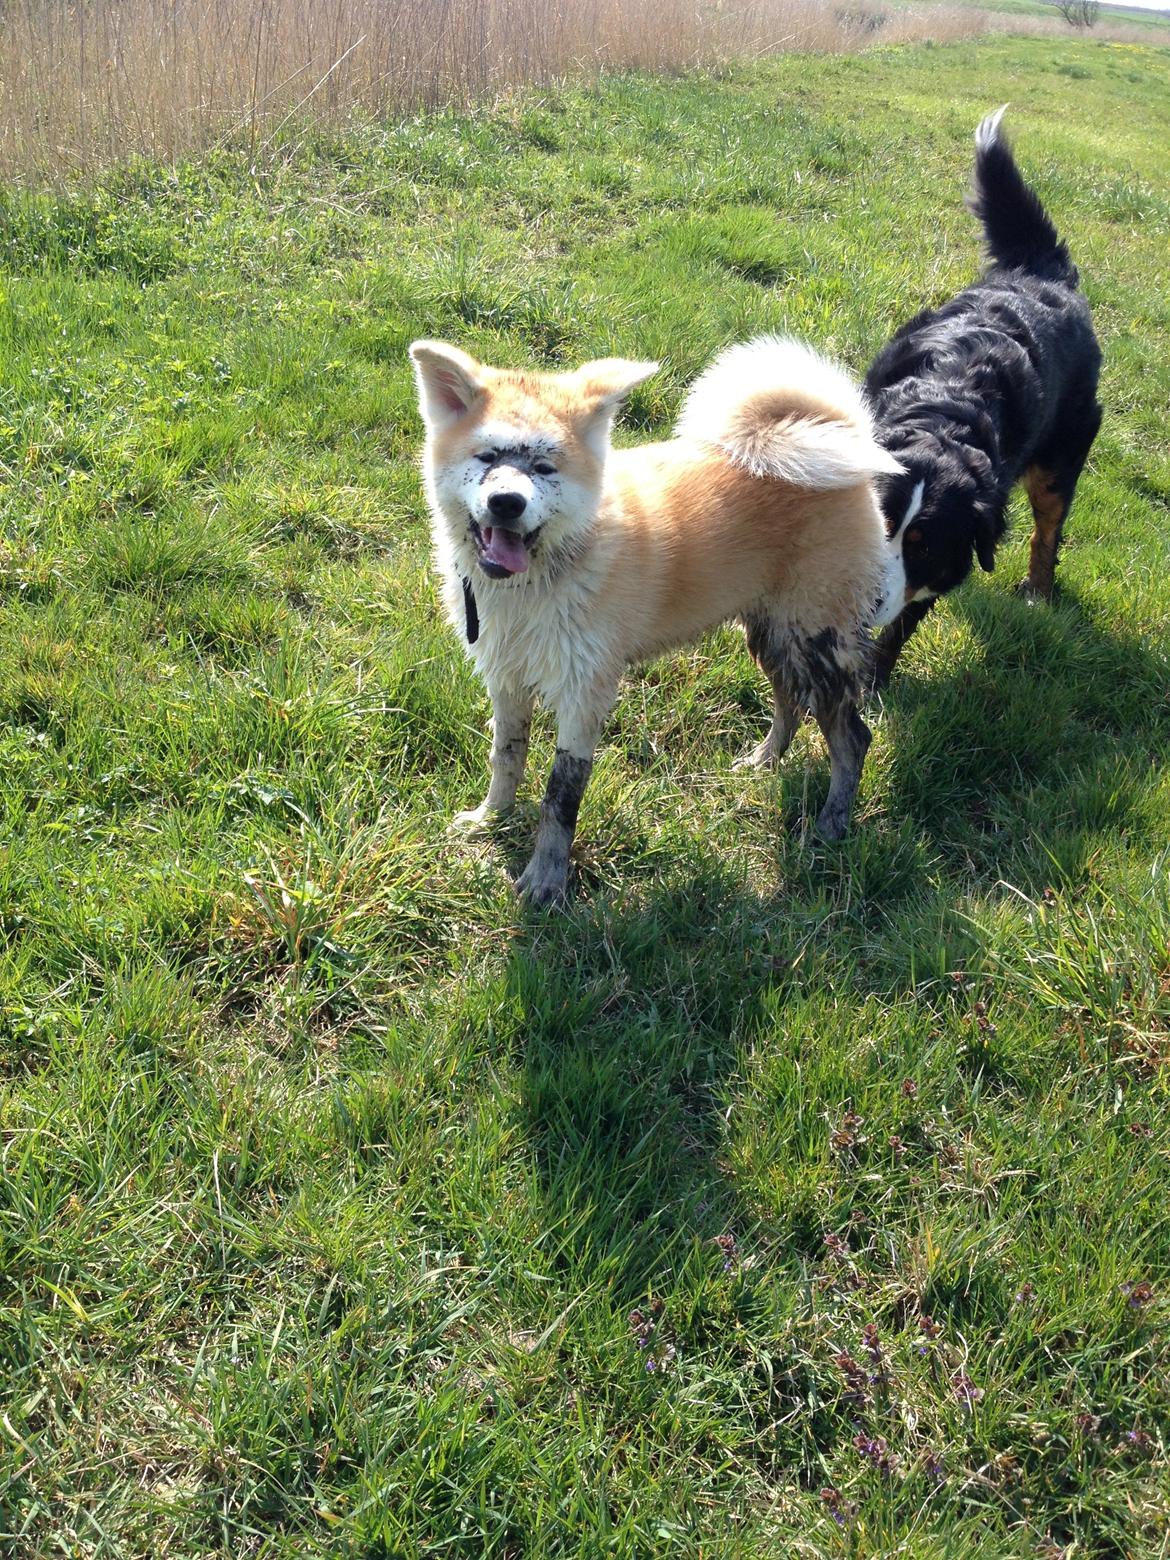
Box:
[453,684,534,829]
[516,694,612,907]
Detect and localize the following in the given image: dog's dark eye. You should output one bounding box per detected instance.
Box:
[533,461,557,477]
[475,452,495,465]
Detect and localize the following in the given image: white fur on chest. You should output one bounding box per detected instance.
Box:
[434,530,618,713]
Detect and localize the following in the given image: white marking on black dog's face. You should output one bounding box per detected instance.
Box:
[874,479,927,625]
[891,479,925,542]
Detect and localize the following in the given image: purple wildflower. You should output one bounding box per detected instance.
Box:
[834,1349,869,1413]
[714,1232,738,1274]
[854,1432,896,1475]
[951,1370,985,1405]
[819,1487,856,1527]
[1120,1280,1154,1310]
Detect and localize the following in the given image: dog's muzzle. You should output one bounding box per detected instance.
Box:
[470,518,542,578]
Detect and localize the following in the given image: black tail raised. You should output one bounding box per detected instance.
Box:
[967,106,1077,285]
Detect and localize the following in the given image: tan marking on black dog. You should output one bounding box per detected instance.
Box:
[1024,464,1068,599]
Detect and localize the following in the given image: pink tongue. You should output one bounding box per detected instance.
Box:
[482,526,529,575]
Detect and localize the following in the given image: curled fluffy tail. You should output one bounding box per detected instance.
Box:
[967,106,1077,284]
[674,335,902,490]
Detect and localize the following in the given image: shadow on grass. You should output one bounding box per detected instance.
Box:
[486,577,1166,1306]
[874,579,1169,894]
[501,860,783,1307]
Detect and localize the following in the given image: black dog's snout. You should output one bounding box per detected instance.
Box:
[487,491,527,523]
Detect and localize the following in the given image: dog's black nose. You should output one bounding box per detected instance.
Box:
[487,491,527,523]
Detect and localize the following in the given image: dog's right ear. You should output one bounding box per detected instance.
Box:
[409,341,488,429]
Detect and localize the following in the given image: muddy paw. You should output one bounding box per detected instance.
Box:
[814,805,849,843]
[515,857,568,908]
[733,741,778,772]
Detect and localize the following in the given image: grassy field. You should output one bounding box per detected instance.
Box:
[2,31,1170,1558]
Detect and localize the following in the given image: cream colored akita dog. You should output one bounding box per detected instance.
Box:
[410,334,901,906]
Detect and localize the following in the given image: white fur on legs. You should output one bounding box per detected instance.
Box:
[452,684,534,831]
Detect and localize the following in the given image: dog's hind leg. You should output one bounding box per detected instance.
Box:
[812,697,872,841]
[516,683,616,907]
[1022,400,1102,600]
[453,683,534,828]
[757,620,873,839]
[735,613,802,770]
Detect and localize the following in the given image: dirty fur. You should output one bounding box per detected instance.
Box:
[411,333,900,905]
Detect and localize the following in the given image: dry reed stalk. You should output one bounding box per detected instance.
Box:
[0,0,1153,181]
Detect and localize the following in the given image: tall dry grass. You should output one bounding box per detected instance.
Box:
[0,0,1153,180]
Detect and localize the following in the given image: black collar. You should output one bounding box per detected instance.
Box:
[461,576,479,644]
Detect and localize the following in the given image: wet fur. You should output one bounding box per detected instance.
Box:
[867,107,1103,686]
[411,334,900,905]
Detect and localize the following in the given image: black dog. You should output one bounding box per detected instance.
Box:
[867,107,1102,686]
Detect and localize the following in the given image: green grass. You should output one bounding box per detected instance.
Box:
[2,32,1170,1558]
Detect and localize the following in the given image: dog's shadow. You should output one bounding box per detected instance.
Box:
[873,577,1169,895]
[494,577,1165,1298]
[503,863,782,1312]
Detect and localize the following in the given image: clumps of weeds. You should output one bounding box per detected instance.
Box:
[822,1312,984,1508]
[822,1067,978,1193]
[1117,1427,1155,1459]
[861,1322,893,1396]
[833,1346,870,1415]
[820,1228,864,1293]
[1074,1415,1156,1461]
[628,1297,676,1374]
[921,1448,946,1486]
[950,1369,985,1408]
[962,997,998,1068]
[915,1313,943,1356]
[853,1431,897,1476]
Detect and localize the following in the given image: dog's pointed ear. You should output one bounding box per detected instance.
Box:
[574,358,660,418]
[410,341,488,429]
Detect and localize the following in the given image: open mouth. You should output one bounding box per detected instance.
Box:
[469,519,542,579]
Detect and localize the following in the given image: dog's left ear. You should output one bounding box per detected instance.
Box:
[574,358,660,418]
[410,340,489,430]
